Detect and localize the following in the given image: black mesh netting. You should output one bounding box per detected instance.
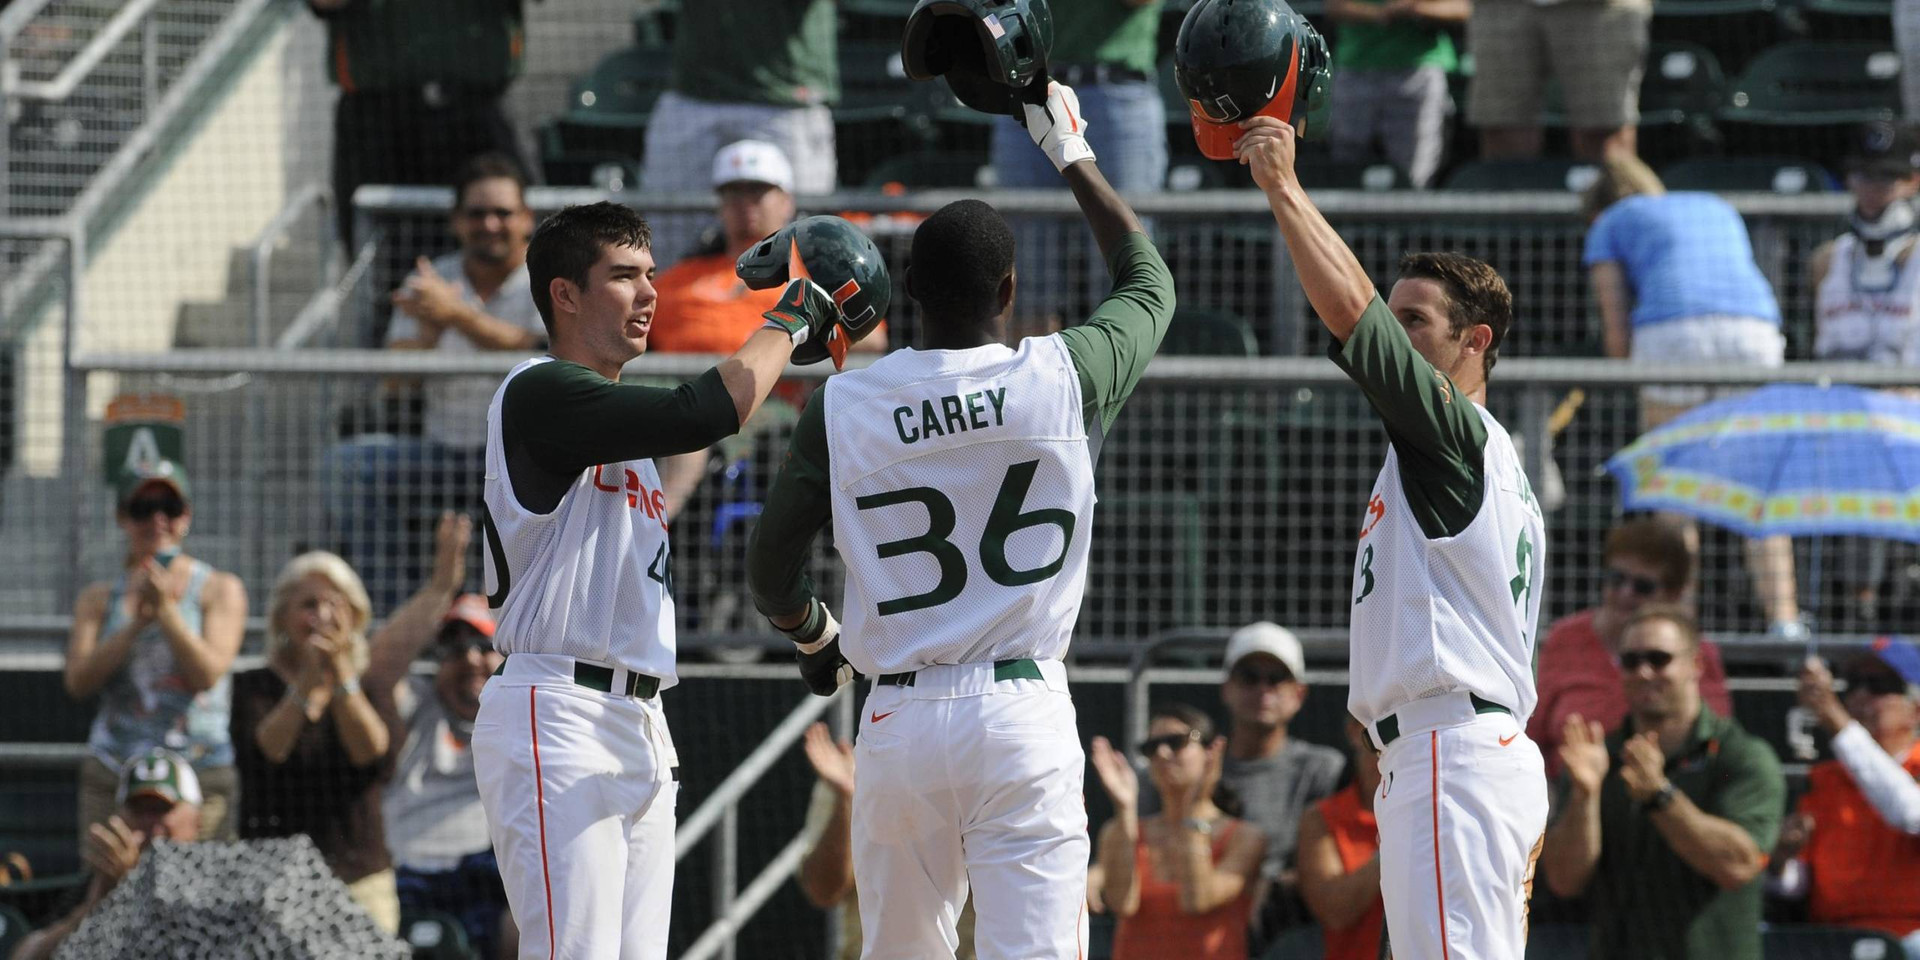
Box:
[54,837,409,960]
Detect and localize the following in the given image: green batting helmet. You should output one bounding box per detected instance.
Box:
[901,0,1054,118]
[1174,0,1332,159]
[737,216,892,367]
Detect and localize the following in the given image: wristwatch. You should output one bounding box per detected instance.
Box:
[1642,782,1678,814]
[335,677,362,698]
[1183,817,1215,837]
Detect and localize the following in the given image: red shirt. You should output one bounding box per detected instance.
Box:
[1801,740,1920,936]
[1527,608,1733,777]
[1316,785,1385,960]
[1111,821,1254,960]
[647,252,783,356]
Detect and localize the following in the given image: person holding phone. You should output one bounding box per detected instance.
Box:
[65,460,248,849]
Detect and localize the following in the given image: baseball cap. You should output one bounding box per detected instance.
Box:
[114,458,191,510]
[117,747,203,807]
[1222,621,1306,682]
[711,140,795,194]
[1847,121,1920,178]
[442,592,497,640]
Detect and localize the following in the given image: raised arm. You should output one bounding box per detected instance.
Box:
[364,513,471,701]
[747,391,833,627]
[1238,116,1377,341]
[1542,716,1609,898]
[65,583,136,700]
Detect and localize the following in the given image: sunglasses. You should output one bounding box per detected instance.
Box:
[1605,568,1662,598]
[1137,730,1204,759]
[126,494,186,521]
[459,206,522,222]
[1843,672,1909,697]
[1231,666,1295,687]
[1618,649,1676,672]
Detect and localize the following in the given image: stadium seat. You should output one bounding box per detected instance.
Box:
[841,0,917,16]
[836,40,945,185]
[837,40,919,125]
[1293,157,1408,191]
[861,150,990,191]
[1544,42,1726,130]
[1720,41,1901,125]
[540,44,672,185]
[1660,155,1838,192]
[1443,159,1601,192]
[401,907,478,960]
[0,782,78,880]
[0,902,27,960]
[0,872,85,929]
[1792,0,1892,17]
[1654,0,1775,15]
[1161,308,1259,357]
[1760,923,1905,959]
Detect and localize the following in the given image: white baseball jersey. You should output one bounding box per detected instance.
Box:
[481,356,679,686]
[823,336,1097,676]
[1346,402,1546,726]
[1814,232,1920,364]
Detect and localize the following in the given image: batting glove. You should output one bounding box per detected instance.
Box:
[778,599,857,697]
[1021,81,1095,173]
[761,277,840,351]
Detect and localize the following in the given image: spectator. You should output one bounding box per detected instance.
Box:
[1466,0,1647,160]
[1216,622,1345,950]
[328,152,542,610]
[1295,719,1385,960]
[1582,155,1803,639]
[358,515,518,960]
[306,0,531,247]
[65,460,246,846]
[1769,645,1920,954]
[795,722,976,959]
[10,748,204,960]
[1529,517,1733,775]
[1089,704,1267,960]
[231,549,399,934]
[1325,0,1467,188]
[991,0,1167,194]
[1542,605,1785,960]
[639,0,837,265]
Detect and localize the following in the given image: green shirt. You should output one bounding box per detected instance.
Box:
[671,0,839,107]
[313,0,525,93]
[1051,0,1165,76]
[1327,295,1487,538]
[745,231,1176,617]
[500,360,740,514]
[1581,707,1784,960]
[1333,2,1458,72]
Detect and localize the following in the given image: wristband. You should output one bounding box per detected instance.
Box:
[335,677,362,698]
[1641,781,1678,814]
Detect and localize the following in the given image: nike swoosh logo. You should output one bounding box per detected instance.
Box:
[1266,76,1279,98]
[870,710,896,723]
[1499,733,1519,746]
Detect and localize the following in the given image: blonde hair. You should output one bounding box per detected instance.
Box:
[265,551,373,676]
[1582,154,1667,222]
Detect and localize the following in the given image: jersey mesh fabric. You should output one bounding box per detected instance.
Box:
[824,337,1095,675]
[482,357,679,685]
[1814,233,1920,364]
[1346,405,1545,725]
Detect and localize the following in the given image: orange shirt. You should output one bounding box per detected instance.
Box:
[1317,784,1386,960]
[1111,821,1253,960]
[1801,739,1920,937]
[647,252,784,355]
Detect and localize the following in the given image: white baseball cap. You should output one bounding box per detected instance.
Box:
[117,747,203,807]
[711,140,795,194]
[1222,621,1306,682]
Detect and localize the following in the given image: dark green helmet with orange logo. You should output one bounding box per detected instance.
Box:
[1174,0,1332,159]
[901,0,1054,118]
[737,216,892,367]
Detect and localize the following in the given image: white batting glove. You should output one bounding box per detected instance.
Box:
[1022,81,1095,173]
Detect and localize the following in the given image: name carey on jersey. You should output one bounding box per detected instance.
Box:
[892,387,1008,445]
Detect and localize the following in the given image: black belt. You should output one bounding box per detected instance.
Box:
[493,657,662,699]
[1052,63,1151,87]
[1374,693,1509,748]
[877,658,1045,687]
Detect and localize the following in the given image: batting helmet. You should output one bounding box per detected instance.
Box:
[1173,0,1332,160]
[901,0,1054,118]
[737,216,892,367]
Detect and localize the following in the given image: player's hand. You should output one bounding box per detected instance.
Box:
[1234,116,1300,196]
[1618,731,1669,804]
[83,815,144,891]
[1559,713,1611,798]
[428,511,472,594]
[1088,736,1139,811]
[1797,656,1851,735]
[761,277,840,357]
[803,721,856,798]
[1021,81,1095,173]
[779,601,857,696]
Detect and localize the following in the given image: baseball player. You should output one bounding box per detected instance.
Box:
[469,200,851,959]
[745,79,1175,959]
[1237,113,1548,958]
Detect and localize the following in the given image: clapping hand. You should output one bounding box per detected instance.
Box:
[1559,713,1611,798]
[1088,737,1139,812]
[803,721,855,798]
[83,815,144,892]
[1619,732,1670,804]
[391,257,465,329]
[429,511,472,593]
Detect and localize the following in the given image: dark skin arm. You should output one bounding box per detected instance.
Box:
[1062,161,1146,271]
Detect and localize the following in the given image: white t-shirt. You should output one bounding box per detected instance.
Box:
[386,251,544,448]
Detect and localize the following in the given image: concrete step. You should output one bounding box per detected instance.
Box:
[173,292,318,348]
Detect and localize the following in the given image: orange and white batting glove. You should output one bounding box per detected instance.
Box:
[1022,81,1095,173]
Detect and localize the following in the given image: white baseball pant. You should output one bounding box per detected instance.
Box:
[852,660,1089,960]
[1371,693,1548,960]
[473,654,680,960]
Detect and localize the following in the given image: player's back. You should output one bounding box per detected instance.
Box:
[823,336,1095,676]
